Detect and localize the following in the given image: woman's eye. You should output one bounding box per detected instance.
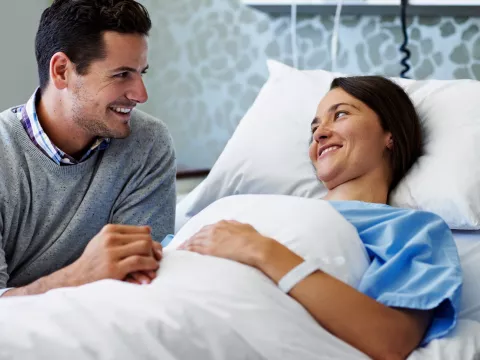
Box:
[334,111,348,120]
[115,72,129,79]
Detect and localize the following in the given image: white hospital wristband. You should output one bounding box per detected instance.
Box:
[278,258,322,294]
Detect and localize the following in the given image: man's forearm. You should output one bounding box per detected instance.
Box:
[2,263,77,297]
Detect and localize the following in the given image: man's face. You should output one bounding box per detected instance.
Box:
[68,31,149,139]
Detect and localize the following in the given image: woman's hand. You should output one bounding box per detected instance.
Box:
[178,220,271,267]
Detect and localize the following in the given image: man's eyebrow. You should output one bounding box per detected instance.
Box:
[311,102,360,126]
[111,65,149,73]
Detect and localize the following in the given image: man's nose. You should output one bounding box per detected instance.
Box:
[127,77,148,104]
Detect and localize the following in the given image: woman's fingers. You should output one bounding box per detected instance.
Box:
[179,234,208,251]
[183,243,207,255]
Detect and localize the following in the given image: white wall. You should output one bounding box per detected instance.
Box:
[0,1,49,110]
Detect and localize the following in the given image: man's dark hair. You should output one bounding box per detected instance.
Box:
[35,0,152,91]
[330,76,423,193]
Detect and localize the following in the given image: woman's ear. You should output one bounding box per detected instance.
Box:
[386,134,394,150]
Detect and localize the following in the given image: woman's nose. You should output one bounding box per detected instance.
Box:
[312,125,333,143]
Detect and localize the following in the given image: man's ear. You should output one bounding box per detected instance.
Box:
[49,52,72,90]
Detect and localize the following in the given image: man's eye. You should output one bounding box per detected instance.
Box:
[115,72,129,79]
[311,127,318,134]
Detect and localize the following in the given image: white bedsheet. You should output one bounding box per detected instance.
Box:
[409,319,480,360]
[407,230,480,359]
[1,250,478,360]
[0,205,478,360]
[0,251,368,360]
[453,230,480,323]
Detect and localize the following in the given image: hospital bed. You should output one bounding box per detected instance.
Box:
[0,202,478,360]
[1,59,480,359]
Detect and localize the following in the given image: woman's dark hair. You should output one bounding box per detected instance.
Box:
[35,0,152,91]
[330,76,422,192]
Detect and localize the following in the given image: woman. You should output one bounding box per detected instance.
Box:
[178,77,462,360]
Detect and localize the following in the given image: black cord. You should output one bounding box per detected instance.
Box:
[399,0,411,79]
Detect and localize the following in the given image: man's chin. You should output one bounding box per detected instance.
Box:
[98,122,131,139]
[109,127,131,139]
[105,113,132,138]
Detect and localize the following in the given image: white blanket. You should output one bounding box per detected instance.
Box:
[0,195,477,359]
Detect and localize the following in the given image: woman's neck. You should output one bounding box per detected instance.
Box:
[323,172,390,205]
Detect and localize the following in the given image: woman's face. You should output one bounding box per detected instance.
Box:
[308,87,393,190]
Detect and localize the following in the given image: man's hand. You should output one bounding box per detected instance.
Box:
[125,241,163,285]
[2,224,162,297]
[68,224,161,286]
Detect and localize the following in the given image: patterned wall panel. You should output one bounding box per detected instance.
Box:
[139,0,480,170]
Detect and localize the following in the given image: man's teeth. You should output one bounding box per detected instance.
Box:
[321,146,340,156]
[111,107,132,114]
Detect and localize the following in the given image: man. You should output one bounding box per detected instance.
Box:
[0,0,176,297]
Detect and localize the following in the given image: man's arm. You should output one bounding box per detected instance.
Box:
[110,121,176,285]
[2,265,75,297]
[111,120,177,242]
[0,238,11,295]
[2,225,162,298]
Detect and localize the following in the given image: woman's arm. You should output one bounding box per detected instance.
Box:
[179,220,433,360]
[255,238,433,360]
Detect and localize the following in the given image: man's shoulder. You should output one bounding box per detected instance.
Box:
[109,109,174,158]
[0,106,21,122]
[130,109,170,138]
[0,106,24,146]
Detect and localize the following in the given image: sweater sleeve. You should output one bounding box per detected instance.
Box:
[0,224,13,295]
[111,122,177,243]
[0,218,9,289]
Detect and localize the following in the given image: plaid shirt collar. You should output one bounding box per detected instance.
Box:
[19,88,110,165]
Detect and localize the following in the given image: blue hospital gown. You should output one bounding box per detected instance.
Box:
[164,199,462,346]
[329,200,462,345]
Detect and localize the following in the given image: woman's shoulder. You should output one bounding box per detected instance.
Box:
[329,199,442,217]
[328,200,450,233]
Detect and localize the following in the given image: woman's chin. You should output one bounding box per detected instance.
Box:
[316,174,337,189]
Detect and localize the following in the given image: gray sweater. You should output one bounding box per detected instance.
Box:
[0,108,176,288]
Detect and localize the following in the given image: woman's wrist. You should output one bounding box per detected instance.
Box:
[248,235,276,269]
[249,237,305,284]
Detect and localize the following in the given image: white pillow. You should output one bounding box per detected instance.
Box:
[176,60,480,230]
[170,194,370,289]
[174,61,330,232]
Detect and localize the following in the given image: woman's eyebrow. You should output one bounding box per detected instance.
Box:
[311,102,360,126]
[328,102,360,113]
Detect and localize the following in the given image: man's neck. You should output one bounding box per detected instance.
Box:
[36,89,95,158]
